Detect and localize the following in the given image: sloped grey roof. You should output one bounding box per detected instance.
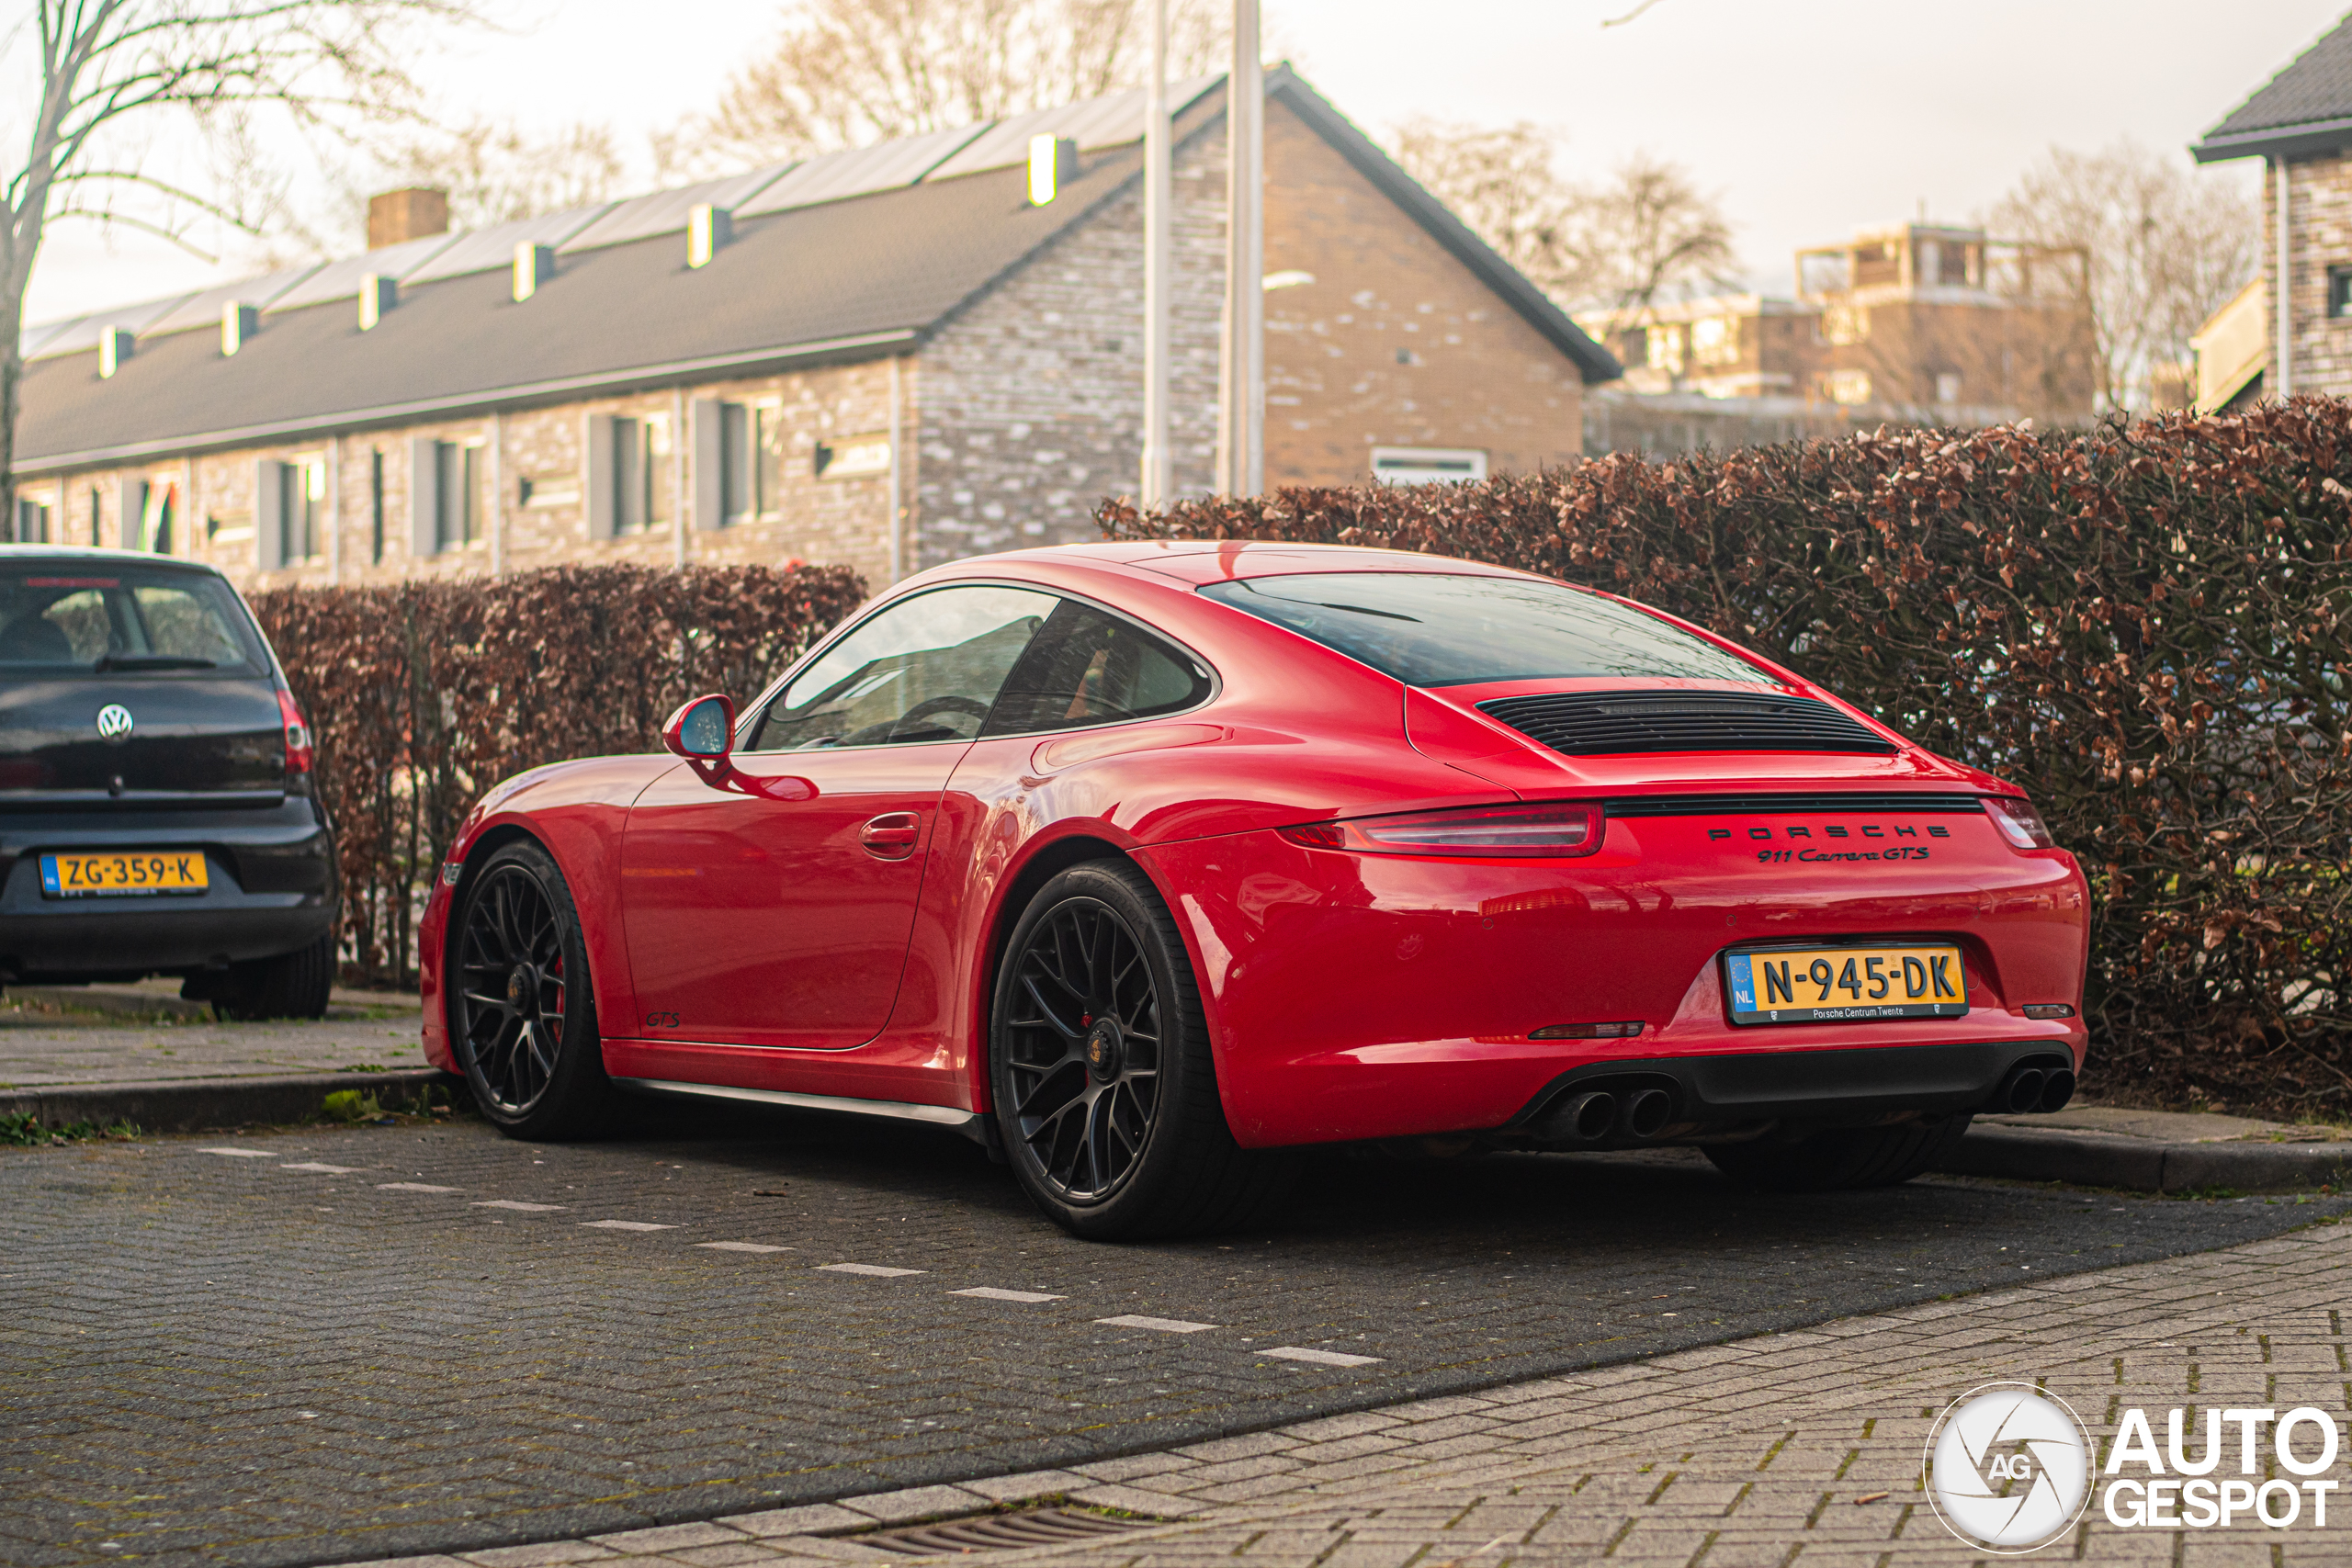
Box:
[15,68,1615,473]
[2194,14,2352,161]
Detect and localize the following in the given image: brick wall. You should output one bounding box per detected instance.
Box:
[2273,151,2352,397]
[1260,101,1585,484]
[910,123,1227,571]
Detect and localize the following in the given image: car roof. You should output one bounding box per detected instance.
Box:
[0,546,224,575]
[977,539,1540,588]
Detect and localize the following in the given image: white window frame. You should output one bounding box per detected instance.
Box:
[1370,446,1489,486]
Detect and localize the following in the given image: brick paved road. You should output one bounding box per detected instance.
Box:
[0,999,424,1088]
[399,1211,2352,1568]
[2,1111,2342,1568]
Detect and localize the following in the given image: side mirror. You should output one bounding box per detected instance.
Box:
[662,694,735,761]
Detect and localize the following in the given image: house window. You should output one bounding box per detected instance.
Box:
[88,486,100,546]
[644,414,673,530]
[1934,371,1962,406]
[1645,325,1685,374]
[435,441,482,548]
[2330,267,2352,319]
[719,400,752,524]
[11,491,53,544]
[1690,316,1737,367]
[140,476,179,554]
[1821,368,1873,405]
[370,450,386,563]
[754,400,787,516]
[1369,446,1488,485]
[1820,304,1870,345]
[281,455,326,561]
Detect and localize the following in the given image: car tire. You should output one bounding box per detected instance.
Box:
[989,860,1286,1240]
[448,840,617,1141]
[212,931,335,1021]
[1702,1113,1973,1192]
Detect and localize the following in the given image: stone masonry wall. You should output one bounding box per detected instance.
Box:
[27,359,899,596]
[910,123,1227,570]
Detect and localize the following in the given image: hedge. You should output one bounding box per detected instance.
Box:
[1097,399,2352,1118]
[249,563,867,989]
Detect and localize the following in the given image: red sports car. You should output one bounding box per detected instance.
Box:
[419,541,2087,1238]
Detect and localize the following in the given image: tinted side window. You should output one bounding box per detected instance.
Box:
[750,585,1057,750]
[983,600,1212,736]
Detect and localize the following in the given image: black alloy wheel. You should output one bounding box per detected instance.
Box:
[1002,893,1164,1202]
[450,840,615,1139]
[990,861,1287,1239]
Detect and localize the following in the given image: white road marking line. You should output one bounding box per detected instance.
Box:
[819,1263,926,1277]
[198,1148,275,1158]
[376,1182,460,1193]
[279,1162,362,1174]
[580,1220,676,1231]
[953,1287,1064,1303]
[471,1200,566,1212]
[697,1242,793,1254]
[1095,1314,1217,1333]
[1261,1346,1384,1368]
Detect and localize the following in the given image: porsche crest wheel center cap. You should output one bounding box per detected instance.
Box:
[1085,1017,1124,1079]
[505,965,535,1010]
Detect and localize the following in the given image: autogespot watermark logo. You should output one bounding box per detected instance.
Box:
[1925,1383,2345,1551]
[1925,1383,2092,1552]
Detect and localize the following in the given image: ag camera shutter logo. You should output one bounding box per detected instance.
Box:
[1924,1382,2092,1552]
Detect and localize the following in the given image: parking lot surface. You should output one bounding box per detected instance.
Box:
[0,994,424,1089]
[3,1110,2342,1568]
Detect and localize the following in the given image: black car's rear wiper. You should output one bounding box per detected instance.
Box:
[94,654,216,671]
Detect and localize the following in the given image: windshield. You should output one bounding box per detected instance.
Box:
[1197,571,1770,687]
[0,567,266,675]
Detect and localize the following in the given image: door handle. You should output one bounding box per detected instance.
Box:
[860,812,922,860]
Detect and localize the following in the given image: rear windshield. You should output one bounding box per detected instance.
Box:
[0,567,267,675]
[1197,571,1769,687]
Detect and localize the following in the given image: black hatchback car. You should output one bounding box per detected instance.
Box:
[0,547,338,1018]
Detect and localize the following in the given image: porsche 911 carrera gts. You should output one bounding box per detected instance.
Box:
[418,541,2086,1238]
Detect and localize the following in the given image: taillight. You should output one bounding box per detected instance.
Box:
[1277,801,1604,857]
[1984,795,2054,850]
[278,689,314,775]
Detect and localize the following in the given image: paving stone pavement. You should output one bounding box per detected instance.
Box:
[336,1214,2352,1568]
[4,1115,2346,1568]
[0,997,424,1088]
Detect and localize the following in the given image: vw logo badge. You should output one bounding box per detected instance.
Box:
[95,704,135,743]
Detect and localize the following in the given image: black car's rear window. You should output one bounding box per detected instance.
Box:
[0,567,266,675]
[1197,571,1769,687]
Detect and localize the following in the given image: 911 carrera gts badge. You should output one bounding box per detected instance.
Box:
[96,704,134,742]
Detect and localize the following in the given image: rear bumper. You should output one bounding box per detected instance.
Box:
[0,800,338,981]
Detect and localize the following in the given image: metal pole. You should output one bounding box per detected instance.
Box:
[886,355,905,584]
[1216,0,1262,497]
[1140,0,1171,509]
[2276,154,2293,401]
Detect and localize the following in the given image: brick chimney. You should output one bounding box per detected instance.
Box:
[367,187,449,250]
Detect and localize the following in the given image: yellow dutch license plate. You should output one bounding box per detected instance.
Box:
[1724,942,1966,1025]
[40,851,209,897]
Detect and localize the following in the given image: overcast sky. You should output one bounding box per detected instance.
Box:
[24,0,2346,325]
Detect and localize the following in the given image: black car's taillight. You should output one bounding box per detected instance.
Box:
[278,689,314,776]
[1278,801,1604,858]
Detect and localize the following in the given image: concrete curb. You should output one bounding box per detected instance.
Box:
[1938,1125,2352,1193]
[0,1069,453,1131]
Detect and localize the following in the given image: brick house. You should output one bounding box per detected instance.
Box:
[7,69,1618,593]
[1574,221,2095,457]
[2191,15,2352,409]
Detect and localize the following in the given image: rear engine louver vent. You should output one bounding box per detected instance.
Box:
[1479,691,1897,758]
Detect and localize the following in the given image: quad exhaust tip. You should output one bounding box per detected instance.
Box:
[1559,1091,1616,1141]
[1621,1087,1673,1140]
[1993,1060,2075,1115]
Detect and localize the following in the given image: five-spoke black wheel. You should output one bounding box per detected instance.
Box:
[990,861,1286,1239]
[450,840,614,1139]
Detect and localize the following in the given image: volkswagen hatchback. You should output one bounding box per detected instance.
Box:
[0,547,338,1017]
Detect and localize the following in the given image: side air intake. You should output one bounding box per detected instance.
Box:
[1479,691,1897,758]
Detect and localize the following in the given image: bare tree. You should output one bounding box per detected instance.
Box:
[659,0,1227,175]
[4,0,475,527]
[1393,118,1576,295]
[1987,139,2258,412]
[350,117,625,231]
[1393,125,1739,328]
